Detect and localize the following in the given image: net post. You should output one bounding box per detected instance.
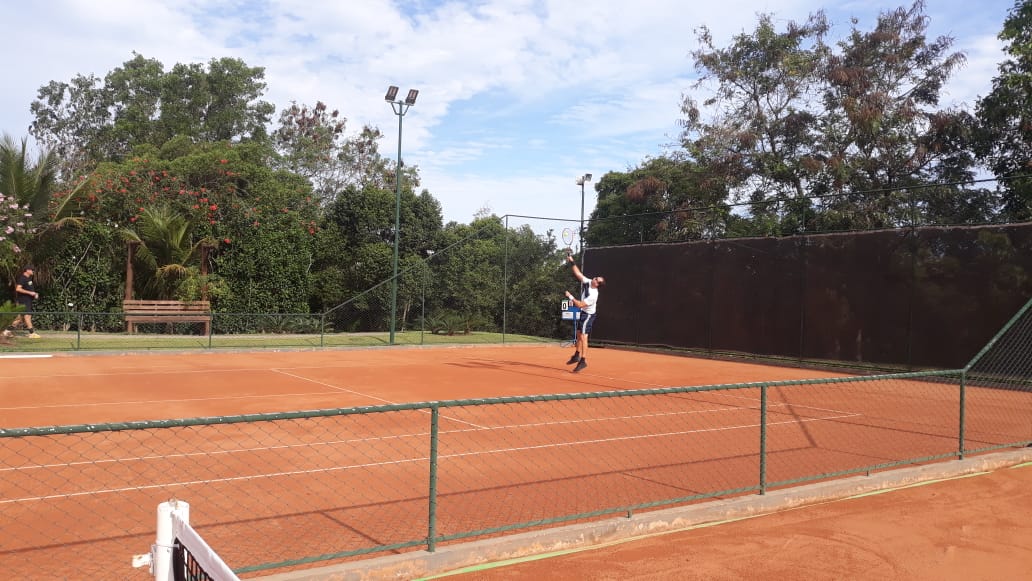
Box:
[154,500,190,581]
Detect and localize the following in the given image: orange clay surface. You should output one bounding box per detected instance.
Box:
[452,462,1032,581]
[0,345,847,427]
[1,344,1028,580]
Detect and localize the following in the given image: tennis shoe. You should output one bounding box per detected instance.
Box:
[566,353,580,364]
[1,330,11,338]
[573,359,587,373]
[27,332,41,339]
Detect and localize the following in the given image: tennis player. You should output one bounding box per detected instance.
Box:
[563,255,605,373]
[8,265,41,339]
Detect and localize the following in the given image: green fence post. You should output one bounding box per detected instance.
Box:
[958,370,966,460]
[320,314,326,348]
[76,311,82,350]
[427,405,440,552]
[502,215,508,345]
[759,383,768,495]
[208,313,214,349]
[421,267,427,346]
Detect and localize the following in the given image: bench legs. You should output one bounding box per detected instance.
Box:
[126,320,211,335]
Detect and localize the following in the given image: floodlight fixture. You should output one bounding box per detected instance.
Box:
[385,86,399,101]
[577,173,592,268]
[405,89,419,105]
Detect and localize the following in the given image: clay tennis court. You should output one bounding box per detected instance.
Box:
[1,344,1029,579]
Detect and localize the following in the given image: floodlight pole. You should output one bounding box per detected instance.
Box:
[576,173,592,268]
[385,86,419,346]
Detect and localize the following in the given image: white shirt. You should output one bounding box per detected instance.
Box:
[577,273,599,315]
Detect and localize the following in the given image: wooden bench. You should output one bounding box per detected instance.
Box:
[123,300,212,335]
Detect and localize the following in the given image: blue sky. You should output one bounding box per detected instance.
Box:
[0,0,1016,229]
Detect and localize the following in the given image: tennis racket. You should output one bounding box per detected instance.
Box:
[560,228,577,266]
[561,227,577,253]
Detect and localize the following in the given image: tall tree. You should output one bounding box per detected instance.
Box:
[30,53,275,177]
[28,73,110,177]
[975,0,1032,220]
[273,101,392,204]
[589,155,728,246]
[680,12,830,207]
[817,1,973,229]
[680,1,978,232]
[315,180,443,328]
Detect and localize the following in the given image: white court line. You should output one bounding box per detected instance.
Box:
[0,367,275,379]
[440,413,863,459]
[0,354,53,359]
[0,455,432,504]
[2,404,766,473]
[0,366,486,428]
[465,356,860,416]
[0,363,382,380]
[1,431,433,473]
[1,410,861,504]
[4,404,856,473]
[271,369,487,429]
[0,391,352,412]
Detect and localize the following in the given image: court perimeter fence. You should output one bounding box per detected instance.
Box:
[8,217,1032,373]
[2,296,1031,579]
[6,214,584,353]
[7,171,1032,373]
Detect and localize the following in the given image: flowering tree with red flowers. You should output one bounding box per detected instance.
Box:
[50,140,319,314]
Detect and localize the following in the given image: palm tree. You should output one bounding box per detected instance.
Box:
[0,135,60,285]
[0,134,58,215]
[123,205,214,299]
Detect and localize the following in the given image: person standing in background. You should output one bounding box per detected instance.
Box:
[8,265,41,339]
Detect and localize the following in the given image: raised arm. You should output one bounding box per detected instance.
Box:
[567,255,588,283]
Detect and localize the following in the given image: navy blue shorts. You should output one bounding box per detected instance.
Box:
[578,312,596,335]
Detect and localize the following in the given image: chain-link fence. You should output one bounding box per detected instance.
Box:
[586,223,1032,370]
[8,206,1032,374]
[4,215,583,352]
[5,309,558,352]
[3,297,1031,578]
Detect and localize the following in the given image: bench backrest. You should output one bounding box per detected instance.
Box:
[123,300,211,313]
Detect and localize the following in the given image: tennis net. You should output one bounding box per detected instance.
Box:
[170,511,238,581]
[135,500,239,581]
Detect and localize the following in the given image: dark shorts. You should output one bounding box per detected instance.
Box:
[578,312,596,335]
[15,298,33,310]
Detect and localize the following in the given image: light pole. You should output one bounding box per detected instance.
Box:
[385,86,419,346]
[575,173,592,266]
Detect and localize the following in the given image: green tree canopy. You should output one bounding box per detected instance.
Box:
[30,53,275,177]
[272,102,391,204]
[679,1,980,232]
[589,155,729,246]
[975,0,1032,220]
